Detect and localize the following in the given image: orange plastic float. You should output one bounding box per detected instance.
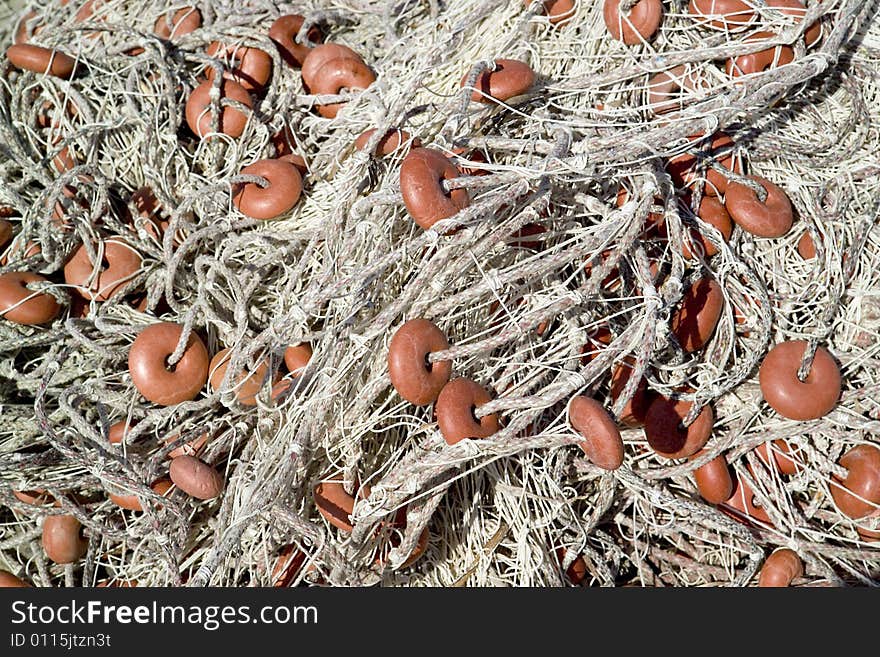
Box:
[233,159,303,220]
[603,0,663,44]
[568,396,625,470]
[725,175,794,238]
[63,239,142,302]
[758,340,840,420]
[185,79,253,139]
[671,277,725,353]
[269,14,322,68]
[758,549,803,587]
[400,148,470,229]
[154,7,201,39]
[128,322,210,406]
[527,0,575,25]
[692,450,734,504]
[6,44,76,78]
[388,319,452,406]
[207,41,273,93]
[435,378,499,445]
[462,59,535,103]
[644,396,714,459]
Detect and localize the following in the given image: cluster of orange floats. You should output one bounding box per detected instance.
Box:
[533,0,823,93]
[602,0,821,47]
[524,0,821,51]
[186,16,377,220]
[0,318,312,580]
[384,1,872,586]
[0,3,407,582]
[0,7,383,323]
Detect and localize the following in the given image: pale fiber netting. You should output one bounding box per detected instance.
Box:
[0,0,878,587]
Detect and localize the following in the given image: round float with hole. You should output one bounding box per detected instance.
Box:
[388,319,452,406]
[435,378,499,445]
[725,175,794,238]
[308,57,376,118]
[603,0,663,44]
[63,238,142,302]
[233,159,303,220]
[314,474,369,532]
[644,396,714,459]
[400,148,470,229]
[6,44,76,78]
[185,79,253,139]
[830,445,880,519]
[758,340,840,420]
[688,0,756,29]
[169,455,224,500]
[526,0,576,25]
[108,478,173,512]
[609,358,653,428]
[128,322,209,406]
[667,132,741,196]
[671,277,725,352]
[692,450,734,503]
[154,7,201,39]
[462,59,535,103]
[726,32,795,77]
[208,347,275,406]
[0,272,60,325]
[354,128,420,156]
[269,14,323,68]
[681,195,733,258]
[301,43,364,90]
[207,41,272,93]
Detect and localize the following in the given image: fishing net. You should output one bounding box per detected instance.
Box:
[0,0,878,587]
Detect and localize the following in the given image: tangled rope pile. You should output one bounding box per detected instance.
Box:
[1,0,879,587]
